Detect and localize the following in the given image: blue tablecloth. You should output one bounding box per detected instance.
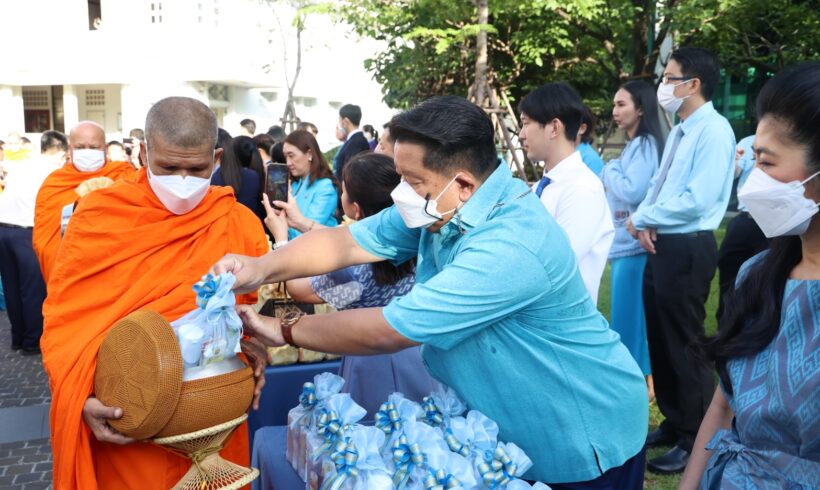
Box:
[248,360,340,450]
[252,426,304,490]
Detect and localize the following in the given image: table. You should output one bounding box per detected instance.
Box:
[251,426,305,490]
[247,360,341,450]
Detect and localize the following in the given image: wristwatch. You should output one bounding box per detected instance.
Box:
[280,312,304,347]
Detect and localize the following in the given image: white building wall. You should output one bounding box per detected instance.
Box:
[0,86,25,137]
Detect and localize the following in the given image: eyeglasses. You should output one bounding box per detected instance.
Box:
[660,75,693,85]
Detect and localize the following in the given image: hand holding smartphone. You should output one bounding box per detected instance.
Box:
[265,163,289,210]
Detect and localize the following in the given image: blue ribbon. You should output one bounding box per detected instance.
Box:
[391,434,426,489]
[444,429,470,458]
[312,410,348,460]
[477,446,518,489]
[375,401,402,447]
[424,468,462,490]
[421,396,444,427]
[299,382,318,408]
[193,274,220,309]
[319,438,360,490]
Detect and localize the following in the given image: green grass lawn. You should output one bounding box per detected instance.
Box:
[596,221,728,489]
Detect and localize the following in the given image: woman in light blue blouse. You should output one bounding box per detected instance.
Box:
[602,80,665,395]
[275,129,339,239]
[264,152,439,416]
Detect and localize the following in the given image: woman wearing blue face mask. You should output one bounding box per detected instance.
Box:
[681,61,820,489]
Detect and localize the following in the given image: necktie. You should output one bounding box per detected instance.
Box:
[648,126,685,204]
[535,175,552,198]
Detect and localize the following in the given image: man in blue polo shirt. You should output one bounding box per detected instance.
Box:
[627,47,735,474]
[215,96,648,487]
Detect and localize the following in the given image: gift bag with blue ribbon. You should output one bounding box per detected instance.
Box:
[171,273,243,368]
[288,372,345,478]
[319,425,394,490]
[305,393,367,488]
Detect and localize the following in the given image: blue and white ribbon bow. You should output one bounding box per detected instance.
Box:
[375,401,402,436]
[444,428,470,458]
[478,445,522,489]
[391,434,426,489]
[320,438,360,490]
[312,409,348,459]
[424,468,462,490]
[421,396,444,427]
[299,382,318,408]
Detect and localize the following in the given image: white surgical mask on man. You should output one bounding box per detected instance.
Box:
[656,79,694,113]
[391,173,461,229]
[738,167,820,237]
[72,149,106,172]
[146,162,212,215]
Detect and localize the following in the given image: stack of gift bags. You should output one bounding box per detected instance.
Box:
[285,372,551,490]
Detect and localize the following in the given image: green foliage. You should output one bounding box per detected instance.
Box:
[312,0,818,119]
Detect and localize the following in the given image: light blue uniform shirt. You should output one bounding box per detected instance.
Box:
[349,164,647,483]
[631,101,735,233]
[735,135,755,212]
[289,175,338,239]
[603,135,659,258]
[577,142,605,177]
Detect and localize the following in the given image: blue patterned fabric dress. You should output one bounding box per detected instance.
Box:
[309,264,440,417]
[701,274,820,489]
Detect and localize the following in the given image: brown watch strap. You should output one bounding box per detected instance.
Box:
[280,312,303,347]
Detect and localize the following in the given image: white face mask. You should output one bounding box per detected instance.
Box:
[656,79,694,113]
[738,167,819,238]
[72,149,106,172]
[146,164,212,215]
[390,174,461,229]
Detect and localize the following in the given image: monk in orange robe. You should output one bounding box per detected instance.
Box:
[41,97,269,490]
[33,121,134,284]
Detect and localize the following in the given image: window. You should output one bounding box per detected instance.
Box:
[88,0,102,30]
[150,2,163,23]
[85,89,106,106]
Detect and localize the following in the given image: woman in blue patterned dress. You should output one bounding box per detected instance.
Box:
[681,61,820,489]
[264,152,439,416]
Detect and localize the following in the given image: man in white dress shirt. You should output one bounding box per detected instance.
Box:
[518,82,614,302]
[0,131,67,354]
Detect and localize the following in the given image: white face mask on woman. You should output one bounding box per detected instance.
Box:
[738,167,820,237]
[146,163,212,215]
[390,174,461,229]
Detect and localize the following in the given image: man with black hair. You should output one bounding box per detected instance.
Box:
[106,140,127,162]
[266,125,286,144]
[519,82,614,303]
[0,130,67,355]
[253,133,276,164]
[332,103,370,180]
[626,47,735,474]
[576,105,605,176]
[240,118,256,137]
[213,95,648,487]
[296,121,318,137]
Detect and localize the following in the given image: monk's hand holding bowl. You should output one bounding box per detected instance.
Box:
[240,337,268,411]
[82,397,135,445]
[236,305,285,348]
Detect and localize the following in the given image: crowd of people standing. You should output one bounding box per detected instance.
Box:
[0,44,816,489]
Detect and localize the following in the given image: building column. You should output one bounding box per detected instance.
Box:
[63,84,80,131]
[0,85,25,136]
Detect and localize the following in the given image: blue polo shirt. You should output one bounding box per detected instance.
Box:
[349,163,647,483]
[631,101,735,233]
[289,175,338,239]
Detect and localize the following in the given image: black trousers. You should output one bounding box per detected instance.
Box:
[0,226,46,349]
[643,232,716,452]
[716,212,768,324]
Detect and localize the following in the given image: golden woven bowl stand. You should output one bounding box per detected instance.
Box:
[153,414,259,490]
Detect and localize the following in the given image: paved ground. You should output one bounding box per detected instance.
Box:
[0,312,53,489]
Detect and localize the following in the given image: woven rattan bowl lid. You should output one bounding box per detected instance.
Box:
[95,310,183,440]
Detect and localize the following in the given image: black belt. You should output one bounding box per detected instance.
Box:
[0,223,32,229]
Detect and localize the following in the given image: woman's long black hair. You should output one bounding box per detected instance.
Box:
[342,152,415,286]
[699,61,820,394]
[620,80,666,161]
[215,128,243,196]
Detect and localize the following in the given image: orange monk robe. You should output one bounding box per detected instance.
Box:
[33,161,135,284]
[41,168,269,490]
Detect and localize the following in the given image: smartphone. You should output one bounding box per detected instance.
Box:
[265,163,289,209]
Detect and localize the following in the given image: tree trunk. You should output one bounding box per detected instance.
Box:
[474,0,489,105]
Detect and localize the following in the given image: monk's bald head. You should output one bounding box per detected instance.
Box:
[145,97,217,152]
[69,121,106,150]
